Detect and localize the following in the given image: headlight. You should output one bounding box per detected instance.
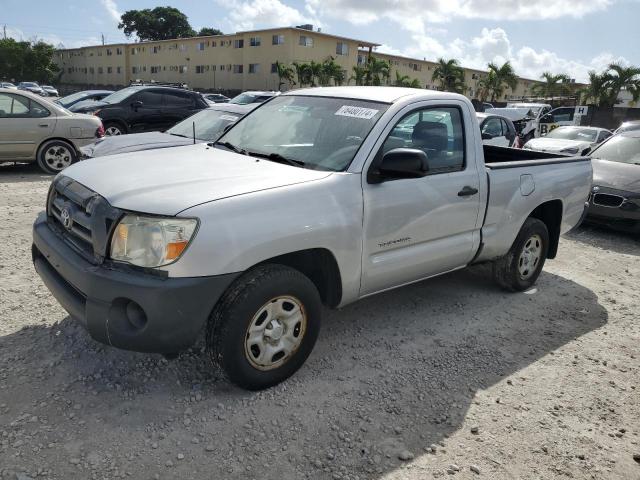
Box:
[110,214,198,268]
[560,146,579,155]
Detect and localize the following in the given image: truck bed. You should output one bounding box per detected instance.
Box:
[483,145,590,169]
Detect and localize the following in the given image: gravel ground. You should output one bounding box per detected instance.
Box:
[0,163,639,480]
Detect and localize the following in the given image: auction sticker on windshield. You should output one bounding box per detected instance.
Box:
[335,105,379,120]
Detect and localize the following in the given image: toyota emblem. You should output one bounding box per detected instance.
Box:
[60,207,73,230]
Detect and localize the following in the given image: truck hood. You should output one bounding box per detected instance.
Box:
[80,132,198,158]
[62,143,332,215]
[592,158,640,193]
[525,138,592,153]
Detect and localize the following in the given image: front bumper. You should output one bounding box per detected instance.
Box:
[586,186,640,233]
[32,212,238,353]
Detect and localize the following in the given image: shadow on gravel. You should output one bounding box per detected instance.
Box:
[0,162,52,183]
[0,266,607,479]
[566,224,639,256]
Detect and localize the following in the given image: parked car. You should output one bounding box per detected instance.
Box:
[32,86,592,390]
[79,103,257,159]
[229,90,280,105]
[586,130,640,233]
[41,85,59,97]
[0,82,17,89]
[202,93,230,103]
[523,126,612,155]
[17,82,45,96]
[477,112,517,147]
[55,90,115,111]
[0,88,103,173]
[72,85,209,135]
[614,120,640,134]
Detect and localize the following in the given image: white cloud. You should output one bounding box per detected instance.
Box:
[219,0,319,31]
[5,26,100,49]
[100,0,121,23]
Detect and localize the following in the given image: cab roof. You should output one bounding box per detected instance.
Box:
[283,86,466,104]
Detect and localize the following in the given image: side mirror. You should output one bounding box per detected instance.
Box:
[131,100,143,110]
[374,148,429,181]
[481,132,493,140]
[582,147,592,156]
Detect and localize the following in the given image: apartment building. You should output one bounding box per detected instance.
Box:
[54,25,538,99]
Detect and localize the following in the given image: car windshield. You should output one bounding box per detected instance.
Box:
[216,95,388,171]
[101,87,138,104]
[591,135,640,165]
[168,109,242,141]
[57,91,90,106]
[229,93,259,105]
[22,82,38,87]
[545,127,598,142]
[618,122,640,133]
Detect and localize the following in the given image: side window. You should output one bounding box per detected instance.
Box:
[29,100,50,118]
[500,119,511,136]
[381,107,465,174]
[552,107,574,122]
[482,118,503,137]
[164,92,193,107]
[137,90,163,106]
[598,131,611,142]
[0,94,47,117]
[0,93,15,117]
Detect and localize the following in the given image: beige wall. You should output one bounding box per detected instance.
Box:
[53,27,539,100]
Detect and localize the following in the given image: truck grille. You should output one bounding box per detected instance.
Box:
[47,176,122,263]
[592,193,624,208]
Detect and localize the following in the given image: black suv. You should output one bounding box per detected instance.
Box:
[73,85,208,135]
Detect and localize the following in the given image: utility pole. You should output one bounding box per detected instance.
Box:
[101,33,105,45]
[3,25,6,40]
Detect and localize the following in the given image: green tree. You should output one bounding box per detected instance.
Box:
[274,61,295,91]
[197,27,223,36]
[365,56,391,86]
[432,58,466,93]
[292,62,313,87]
[319,57,345,86]
[392,71,420,88]
[605,63,640,107]
[118,7,196,41]
[350,65,367,86]
[478,61,518,102]
[579,71,614,107]
[0,38,59,83]
[530,72,571,100]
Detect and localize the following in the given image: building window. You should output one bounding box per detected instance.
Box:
[117,66,121,74]
[211,41,217,47]
[211,65,217,71]
[151,66,160,74]
[271,63,278,74]
[196,42,206,51]
[152,45,161,54]
[179,44,187,52]
[106,49,112,56]
[179,65,188,74]
[89,67,95,74]
[132,66,138,74]
[196,65,210,74]
[107,66,113,74]
[233,64,243,74]
[97,67,103,74]
[131,47,138,55]
[68,67,73,73]
[234,39,244,48]
[299,35,313,47]
[116,47,123,55]
[272,34,285,45]
[220,64,225,71]
[336,42,349,56]
[250,37,261,47]
[249,63,260,74]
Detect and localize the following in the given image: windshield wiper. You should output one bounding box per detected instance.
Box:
[247,151,306,168]
[169,133,189,138]
[212,141,247,155]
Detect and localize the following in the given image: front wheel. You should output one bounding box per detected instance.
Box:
[207,264,322,390]
[493,217,549,291]
[104,121,126,136]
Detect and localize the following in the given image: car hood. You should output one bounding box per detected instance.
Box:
[62,143,332,215]
[592,158,640,192]
[70,99,108,112]
[81,132,197,158]
[526,138,592,152]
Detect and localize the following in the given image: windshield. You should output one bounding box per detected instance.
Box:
[217,95,388,171]
[101,87,138,104]
[229,93,259,105]
[591,135,640,165]
[57,91,89,106]
[168,109,242,141]
[22,82,39,87]
[545,127,598,142]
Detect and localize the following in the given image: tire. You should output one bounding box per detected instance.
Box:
[36,139,77,174]
[207,264,322,390]
[493,217,549,292]
[104,121,126,136]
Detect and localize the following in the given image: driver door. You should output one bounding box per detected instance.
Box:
[360,102,483,296]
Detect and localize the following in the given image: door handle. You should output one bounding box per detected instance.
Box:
[38,124,49,127]
[458,186,478,197]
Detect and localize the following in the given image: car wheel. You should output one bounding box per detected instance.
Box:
[36,140,77,174]
[104,122,126,136]
[207,264,322,390]
[492,217,549,292]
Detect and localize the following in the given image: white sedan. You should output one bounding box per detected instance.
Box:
[523,126,612,156]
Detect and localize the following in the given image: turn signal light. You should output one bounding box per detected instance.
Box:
[165,241,189,261]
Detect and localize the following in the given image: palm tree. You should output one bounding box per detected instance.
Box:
[479,62,518,102]
[409,78,422,89]
[274,61,295,91]
[320,57,345,86]
[531,72,571,100]
[393,71,411,87]
[366,56,391,86]
[606,63,640,107]
[350,65,367,86]
[292,62,313,87]
[579,70,613,107]
[432,58,466,93]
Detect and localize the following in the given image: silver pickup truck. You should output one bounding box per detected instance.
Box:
[32,87,592,390]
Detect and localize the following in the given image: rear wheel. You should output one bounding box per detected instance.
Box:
[207,264,322,390]
[36,140,77,174]
[493,217,549,291]
[104,122,126,136]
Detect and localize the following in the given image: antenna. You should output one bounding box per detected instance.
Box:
[192,121,196,144]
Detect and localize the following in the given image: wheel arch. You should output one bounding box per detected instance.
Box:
[527,199,563,259]
[37,137,79,156]
[255,248,343,308]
